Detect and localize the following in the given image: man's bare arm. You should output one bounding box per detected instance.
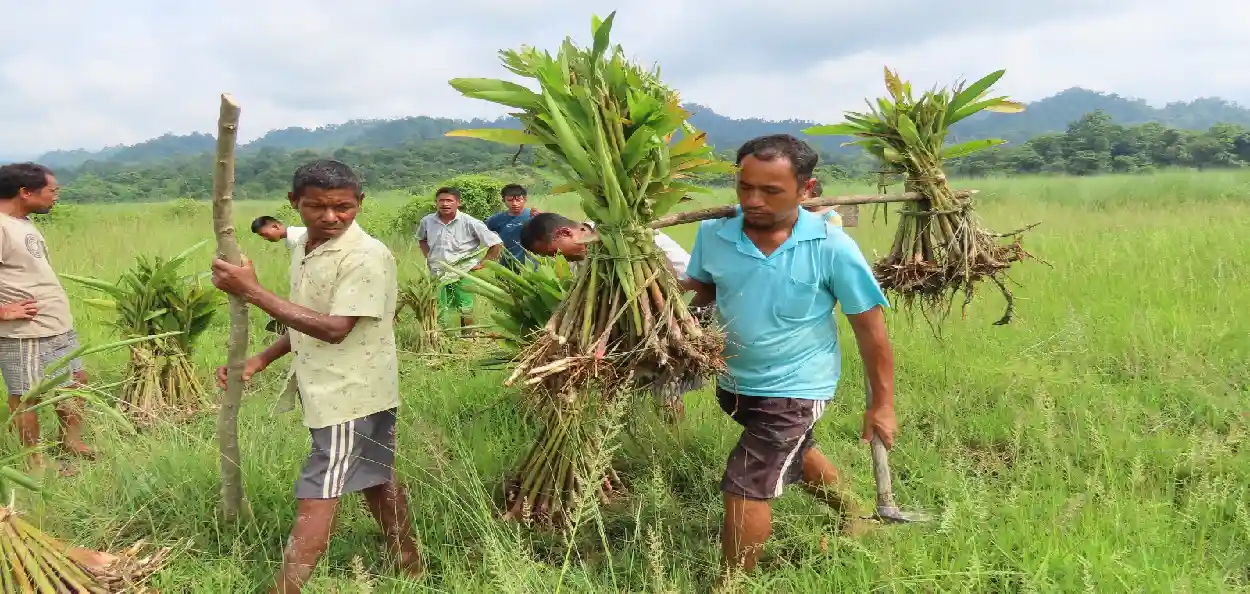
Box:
[686,277,716,307]
[419,240,430,259]
[256,333,293,366]
[242,287,360,345]
[485,244,502,261]
[845,305,895,411]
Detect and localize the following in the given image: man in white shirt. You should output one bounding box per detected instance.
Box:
[417,187,503,335]
[251,215,308,335]
[252,215,308,250]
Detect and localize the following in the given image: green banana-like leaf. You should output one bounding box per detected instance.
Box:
[445,128,535,146]
[941,138,1007,160]
[59,273,126,299]
[947,69,1006,116]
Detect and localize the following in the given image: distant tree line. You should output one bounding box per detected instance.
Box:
[45,109,1250,204]
[948,110,1250,177]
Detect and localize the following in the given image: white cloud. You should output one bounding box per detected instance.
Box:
[0,0,1244,155]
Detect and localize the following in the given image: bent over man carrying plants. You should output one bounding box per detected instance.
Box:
[211,160,421,593]
[684,135,898,577]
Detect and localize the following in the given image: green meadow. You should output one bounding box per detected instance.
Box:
[10,170,1249,592]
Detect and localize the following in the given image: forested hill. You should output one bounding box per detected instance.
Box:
[37,87,1250,169]
[27,87,1250,204]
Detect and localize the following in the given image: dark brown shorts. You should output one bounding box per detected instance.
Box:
[718,388,828,501]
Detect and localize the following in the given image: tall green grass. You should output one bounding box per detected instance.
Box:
[9,170,1249,592]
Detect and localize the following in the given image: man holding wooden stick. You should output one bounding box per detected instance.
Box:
[683,134,898,578]
[211,160,422,592]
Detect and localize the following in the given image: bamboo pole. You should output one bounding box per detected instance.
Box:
[647,189,978,229]
[211,93,250,522]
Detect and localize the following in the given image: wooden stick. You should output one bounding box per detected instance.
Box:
[648,189,978,229]
[211,93,249,523]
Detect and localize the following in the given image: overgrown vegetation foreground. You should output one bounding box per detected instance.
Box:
[9,171,1249,592]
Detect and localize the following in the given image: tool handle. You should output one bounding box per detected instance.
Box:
[870,435,896,510]
[863,365,898,511]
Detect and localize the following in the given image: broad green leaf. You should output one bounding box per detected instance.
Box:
[948,95,1015,125]
[82,298,117,310]
[882,146,903,163]
[59,273,124,298]
[621,125,658,170]
[896,113,923,150]
[985,100,1026,113]
[669,130,708,157]
[449,78,543,110]
[941,138,1007,160]
[948,70,1005,115]
[445,128,534,146]
[170,239,210,266]
[0,465,40,492]
[592,12,616,58]
[802,124,866,137]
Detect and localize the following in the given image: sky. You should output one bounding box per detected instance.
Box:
[2,0,1247,156]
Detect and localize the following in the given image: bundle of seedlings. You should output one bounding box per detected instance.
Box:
[395,268,448,353]
[445,256,573,354]
[805,68,1039,325]
[62,240,219,424]
[2,335,179,592]
[447,12,730,524]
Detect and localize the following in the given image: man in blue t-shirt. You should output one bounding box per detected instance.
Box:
[685,134,898,578]
[484,184,539,271]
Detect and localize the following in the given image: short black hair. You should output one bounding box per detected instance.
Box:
[251,215,280,233]
[0,163,54,200]
[735,134,819,183]
[435,186,460,200]
[291,159,361,199]
[811,179,823,197]
[501,183,527,198]
[520,212,580,252]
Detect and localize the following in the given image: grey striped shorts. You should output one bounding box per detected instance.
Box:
[296,407,398,500]
[0,330,83,396]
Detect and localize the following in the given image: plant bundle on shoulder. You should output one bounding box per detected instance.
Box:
[61,241,218,424]
[805,67,1040,325]
[446,12,731,524]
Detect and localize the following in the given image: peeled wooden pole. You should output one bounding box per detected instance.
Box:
[648,189,978,229]
[211,93,249,522]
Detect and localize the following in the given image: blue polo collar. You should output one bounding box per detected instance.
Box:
[716,208,827,259]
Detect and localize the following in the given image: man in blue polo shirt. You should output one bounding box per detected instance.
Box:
[485,183,538,271]
[685,134,898,577]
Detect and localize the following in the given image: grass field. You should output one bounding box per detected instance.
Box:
[8,170,1249,592]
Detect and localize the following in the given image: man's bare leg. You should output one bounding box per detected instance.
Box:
[721,492,772,575]
[270,498,340,594]
[56,371,96,458]
[362,481,423,577]
[799,448,872,537]
[460,314,474,338]
[8,394,44,470]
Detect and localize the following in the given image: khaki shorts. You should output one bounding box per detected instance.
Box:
[718,388,828,501]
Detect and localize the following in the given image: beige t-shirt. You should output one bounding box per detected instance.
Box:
[0,214,73,339]
[273,222,401,429]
